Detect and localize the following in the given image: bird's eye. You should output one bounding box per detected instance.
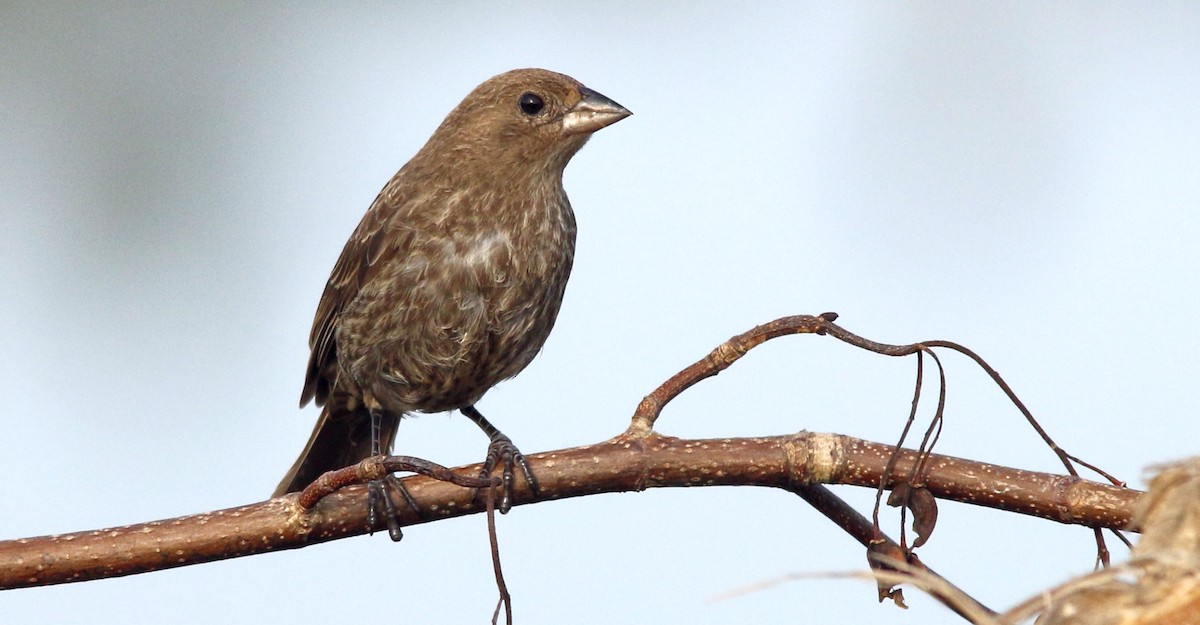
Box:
[518,92,545,115]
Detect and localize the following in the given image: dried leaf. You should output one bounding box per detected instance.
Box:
[888,483,939,548]
[867,539,909,609]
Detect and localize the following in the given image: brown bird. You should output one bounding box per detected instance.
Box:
[273,68,630,527]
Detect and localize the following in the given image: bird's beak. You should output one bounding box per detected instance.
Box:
[561,86,632,136]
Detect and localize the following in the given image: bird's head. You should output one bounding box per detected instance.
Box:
[421,68,631,179]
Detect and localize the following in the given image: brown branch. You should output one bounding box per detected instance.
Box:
[632,313,1117,484]
[629,312,1129,574]
[791,483,996,621]
[630,313,839,435]
[0,311,1148,623]
[0,431,1141,590]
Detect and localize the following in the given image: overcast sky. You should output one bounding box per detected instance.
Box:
[3,3,1199,624]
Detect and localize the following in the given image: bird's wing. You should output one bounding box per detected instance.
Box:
[300,189,409,408]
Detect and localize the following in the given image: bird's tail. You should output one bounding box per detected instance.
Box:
[272,403,400,497]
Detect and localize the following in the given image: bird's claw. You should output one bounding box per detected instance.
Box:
[480,434,540,514]
[366,475,423,542]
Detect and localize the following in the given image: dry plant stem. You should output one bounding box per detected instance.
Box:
[487,488,513,625]
[0,432,1140,590]
[874,349,927,528]
[867,557,1006,625]
[874,348,948,545]
[897,348,949,549]
[791,483,997,621]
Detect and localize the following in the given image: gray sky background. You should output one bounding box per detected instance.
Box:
[3,3,1199,623]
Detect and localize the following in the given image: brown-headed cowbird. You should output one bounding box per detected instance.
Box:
[273,69,630,522]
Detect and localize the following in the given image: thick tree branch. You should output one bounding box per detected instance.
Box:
[0,430,1140,590]
[0,311,1148,622]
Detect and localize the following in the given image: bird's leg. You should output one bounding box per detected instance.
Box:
[365,405,408,542]
[461,404,539,514]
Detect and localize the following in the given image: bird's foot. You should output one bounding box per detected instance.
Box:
[366,475,423,542]
[480,433,540,514]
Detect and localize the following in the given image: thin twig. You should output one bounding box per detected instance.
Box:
[487,486,513,625]
[626,314,1127,579]
[875,350,925,527]
[297,454,493,509]
[791,483,996,621]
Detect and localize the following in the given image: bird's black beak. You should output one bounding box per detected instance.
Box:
[561,86,631,136]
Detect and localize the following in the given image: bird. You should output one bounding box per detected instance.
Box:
[272,68,630,532]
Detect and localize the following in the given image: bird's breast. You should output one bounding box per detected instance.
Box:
[338,188,576,414]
